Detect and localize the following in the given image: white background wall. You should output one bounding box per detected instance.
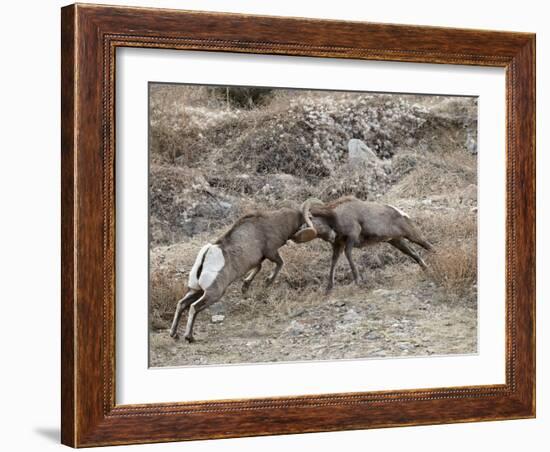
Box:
[0,1,546,450]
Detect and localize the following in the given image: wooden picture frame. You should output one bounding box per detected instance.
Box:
[61,3,535,447]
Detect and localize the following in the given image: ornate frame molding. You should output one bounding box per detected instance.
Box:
[61,4,535,447]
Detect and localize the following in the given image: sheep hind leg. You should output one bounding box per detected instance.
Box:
[241,261,263,294]
[327,241,344,293]
[344,239,361,285]
[389,238,428,270]
[184,288,223,343]
[169,289,202,339]
[264,251,284,287]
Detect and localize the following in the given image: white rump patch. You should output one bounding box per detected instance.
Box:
[199,245,225,289]
[387,204,410,218]
[187,244,225,290]
[187,244,211,290]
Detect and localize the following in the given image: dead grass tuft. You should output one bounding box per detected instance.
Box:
[427,243,477,300]
[150,269,186,330]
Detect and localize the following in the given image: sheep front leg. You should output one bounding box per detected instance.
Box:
[344,239,361,285]
[327,241,344,293]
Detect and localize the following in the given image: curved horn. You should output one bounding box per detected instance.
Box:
[293,198,321,243]
[301,198,315,230]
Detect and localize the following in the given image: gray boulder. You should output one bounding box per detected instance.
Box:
[348,138,380,164]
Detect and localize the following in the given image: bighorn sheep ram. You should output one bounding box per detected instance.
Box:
[169,202,317,342]
[296,196,434,292]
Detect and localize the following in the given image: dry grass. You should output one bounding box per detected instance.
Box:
[427,243,477,299]
[150,269,186,329]
[410,207,477,300]
[387,148,477,199]
[413,209,477,245]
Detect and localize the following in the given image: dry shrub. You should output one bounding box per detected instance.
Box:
[427,243,477,299]
[149,118,205,165]
[415,209,477,300]
[210,86,274,108]
[413,209,476,247]
[150,268,186,330]
[388,148,476,199]
[149,84,217,164]
[428,97,478,123]
[149,233,213,328]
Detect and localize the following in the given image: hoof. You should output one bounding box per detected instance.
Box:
[169,330,179,339]
[184,335,195,343]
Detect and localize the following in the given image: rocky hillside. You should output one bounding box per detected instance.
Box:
[148,85,478,366]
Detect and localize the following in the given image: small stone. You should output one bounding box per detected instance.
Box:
[366,331,381,340]
[286,320,306,336]
[343,309,361,322]
[211,314,225,323]
[291,309,306,318]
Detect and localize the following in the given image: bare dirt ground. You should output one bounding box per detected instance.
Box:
[150,259,477,367]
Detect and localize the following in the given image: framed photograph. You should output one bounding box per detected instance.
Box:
[61,3,535,447]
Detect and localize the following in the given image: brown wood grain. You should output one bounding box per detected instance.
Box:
[61,3,536,447]
[60,5,76,446]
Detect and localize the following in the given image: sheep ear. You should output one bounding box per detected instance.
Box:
[292,227,317,243]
